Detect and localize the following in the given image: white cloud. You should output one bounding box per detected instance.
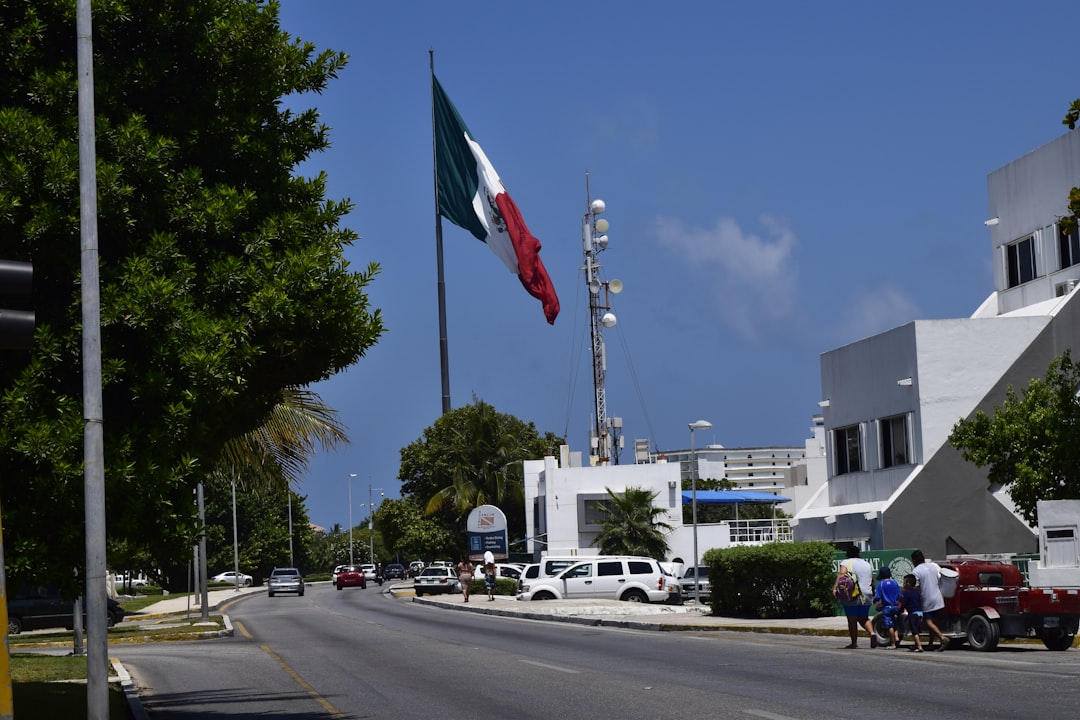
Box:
[840,286,921,342]
[654,214,798,341]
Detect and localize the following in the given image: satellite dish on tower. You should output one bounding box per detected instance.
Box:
[608,279,623,294]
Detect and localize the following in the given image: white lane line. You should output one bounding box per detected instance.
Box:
[744,710,802,720]
[519,659,580,674]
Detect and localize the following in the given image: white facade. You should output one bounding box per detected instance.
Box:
[792,128,1080,558]
[523,447,757,563]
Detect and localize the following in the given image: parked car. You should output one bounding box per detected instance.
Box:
[489,563,522,580]
[517,556,682,604]
[414,567,461,596]
[210,571,253,587]
[7,587,125,634]
[334,565,367,591]
[680,566,711,602]
[112,574,150,589]
[267,568,305,597]
[383,563,407,580]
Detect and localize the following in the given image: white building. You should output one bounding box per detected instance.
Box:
[792,128,1080,558]
[523,444,797,563]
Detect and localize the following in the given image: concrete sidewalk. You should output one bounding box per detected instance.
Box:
[389,583,851,637]
[125,585,266,620]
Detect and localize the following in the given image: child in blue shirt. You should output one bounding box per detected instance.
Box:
[873,567,902,649]
[899,573,925,652]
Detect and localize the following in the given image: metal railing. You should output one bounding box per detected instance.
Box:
[726,518,794,545]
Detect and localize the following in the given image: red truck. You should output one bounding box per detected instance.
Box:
[873,556,1080,651]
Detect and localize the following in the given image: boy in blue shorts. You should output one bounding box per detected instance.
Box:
[899,573,924,652]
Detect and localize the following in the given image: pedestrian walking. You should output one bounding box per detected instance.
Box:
[484,562,496,601]
[911,549,949,651]
[834,546,876,648]
[457,557,475,603]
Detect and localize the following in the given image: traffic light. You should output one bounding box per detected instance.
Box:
[0,259,33,350]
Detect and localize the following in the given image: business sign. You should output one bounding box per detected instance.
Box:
[467,505,508,561]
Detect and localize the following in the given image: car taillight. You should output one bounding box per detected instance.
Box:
[657,577,663,591]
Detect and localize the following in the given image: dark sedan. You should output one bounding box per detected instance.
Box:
[334,565,367,590]
[383,563,407,580]
[7,588,125,635]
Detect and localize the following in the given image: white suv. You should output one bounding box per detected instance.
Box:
[517,556,681,604]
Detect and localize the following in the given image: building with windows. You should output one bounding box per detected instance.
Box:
[791,128,1080,557]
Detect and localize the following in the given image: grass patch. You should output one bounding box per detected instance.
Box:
[10,654,106,682]
[9,615,225,647]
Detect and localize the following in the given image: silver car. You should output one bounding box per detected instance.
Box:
[268,567,304,597]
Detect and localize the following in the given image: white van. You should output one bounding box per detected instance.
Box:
[517,556,682,604]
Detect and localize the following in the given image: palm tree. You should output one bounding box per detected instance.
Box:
[212,386,348,492]
[592,486,673,558]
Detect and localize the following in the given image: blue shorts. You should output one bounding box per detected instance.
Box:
[882,605,901,628]
[843,602,870,618]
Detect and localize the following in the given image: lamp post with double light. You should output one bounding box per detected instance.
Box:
[347,473,358,565]
[688,419,712,605]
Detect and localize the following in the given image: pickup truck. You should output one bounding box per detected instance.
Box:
[873,557,1080,651]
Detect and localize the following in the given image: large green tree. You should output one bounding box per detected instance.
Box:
[398,399,561,553]
[592,486,672,558]
[949,351,1080,525]
[0,1,383,591]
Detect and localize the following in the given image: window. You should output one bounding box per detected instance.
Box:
[563,563,593,579]
[1006,236,1037,287]
[880,415,909,468]
[581,498,609,526]
[597,561,623,577]
[1061,224,1080,270]
[834,425,862,475]
[627,560,653,574]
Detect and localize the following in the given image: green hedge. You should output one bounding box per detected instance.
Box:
[466,577,518,596]
[705,541,836,619]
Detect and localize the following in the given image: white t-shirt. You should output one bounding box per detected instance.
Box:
[913,561,944,612]
[844,557,873,600]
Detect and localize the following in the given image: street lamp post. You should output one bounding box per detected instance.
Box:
[348,473,357,565]
[688,419,712,605]
[368,484,384,564]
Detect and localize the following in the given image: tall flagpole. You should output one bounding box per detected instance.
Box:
[430,50,452,415]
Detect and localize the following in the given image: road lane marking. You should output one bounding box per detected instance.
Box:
[519,659,579,674]
[259,643,346,718]
[745,710,802,720]
[235,621,252,638]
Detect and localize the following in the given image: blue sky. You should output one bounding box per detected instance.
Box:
[276,1,1080,532]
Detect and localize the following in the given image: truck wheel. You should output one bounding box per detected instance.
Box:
[1041,629,1076,651]
[531,591,556,601]
[621,589,649,603]
[966,613,1000,651]
[871,614,890,645]
[7,617,21,635]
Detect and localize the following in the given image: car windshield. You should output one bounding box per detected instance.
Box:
[273,569,299,577]
[420,568,446,577]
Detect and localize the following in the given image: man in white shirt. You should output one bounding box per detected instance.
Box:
[911,549,948,651]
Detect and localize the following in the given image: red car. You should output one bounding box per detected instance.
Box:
[334,565,367,591]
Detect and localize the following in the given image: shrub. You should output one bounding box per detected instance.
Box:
[705,541,836,619]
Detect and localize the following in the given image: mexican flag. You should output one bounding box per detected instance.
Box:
[433,75,560,324]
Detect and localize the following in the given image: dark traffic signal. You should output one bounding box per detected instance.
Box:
[0,260,34,350]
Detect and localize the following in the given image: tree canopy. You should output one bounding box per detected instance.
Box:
[397,399,561,554]
[949,351,1080,525]
[0,0,383,590]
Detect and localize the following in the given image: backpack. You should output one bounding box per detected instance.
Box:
[834,562,862,604]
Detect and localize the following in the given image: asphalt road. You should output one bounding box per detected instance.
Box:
[115,583,1080,719]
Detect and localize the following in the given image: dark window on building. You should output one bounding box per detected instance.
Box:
[1006,236,1037,287]
[834,425,862,475]
[880,415,909,468]
[1061,224,1080,270]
